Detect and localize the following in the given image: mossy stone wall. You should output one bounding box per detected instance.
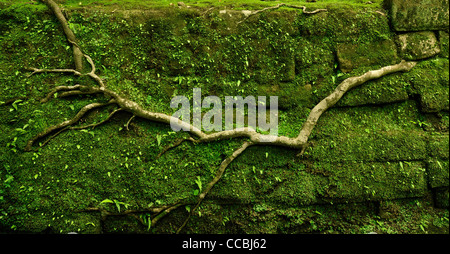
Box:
[0,1,448,233]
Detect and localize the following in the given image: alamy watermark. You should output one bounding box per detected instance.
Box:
[170,88,278,142]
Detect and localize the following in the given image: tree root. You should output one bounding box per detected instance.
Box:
[40,0,83,71]
[126,114,136,131]
[26,67,82,77]
[80,202,184,231]
[156,137,197,158]
[24,100,116,151]
[237,3,327,25]
[40,84,95,103]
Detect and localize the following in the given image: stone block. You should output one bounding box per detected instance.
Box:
[336,39,398,73]
[427,159,449,188]
[314,161,428,202]
[434,187,449,208]
[408,59,449,113]
[337,72,409,106]
[428,134,450,159]
[385,0,449,31]
[396,31,441,60]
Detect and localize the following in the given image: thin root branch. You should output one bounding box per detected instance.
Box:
[26,67,82,77]
[126,114,136,131]
[157,137,197,158]
[40,84,84,103]
[25,100,116,151]
[237,3,327,24]
[176,141,253,233]
[70,108,123,130]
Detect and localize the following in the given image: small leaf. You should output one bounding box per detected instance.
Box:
[4,175,14,183]
[195,176,202,191]
[114,200,122,212]
[100,199,114,205]
[156,134,162,146]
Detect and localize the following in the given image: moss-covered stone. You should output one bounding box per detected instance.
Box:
[428,134,450,159]
[319,161,428,202]
[427,159,449,188]
[310,132,428,162]
[439,31,449,58]
[396,31,441,60]
[337,72,409,106]
[336,39,398,73]
[385,0,449,31]
[408,59,449,113]
[434,187,449,208]
[295,6,393,44]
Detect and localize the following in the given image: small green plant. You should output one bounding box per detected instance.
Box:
[193,176,202,196]
[139,213,152,231]
[1,164,14,201]
[156,134,162,146]
[222,216,230,226]
[410,120,429,128]
[100,199,130,213]
[9,99,23,112]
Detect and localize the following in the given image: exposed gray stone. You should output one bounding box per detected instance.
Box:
[396,31,441,60]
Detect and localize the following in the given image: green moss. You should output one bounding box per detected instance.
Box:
[428,134,450,159]
[407,58,449,113]
[315,161,427,201]
[385,0,449,31]
[427,159,449,188]
[337,72,410,107]
[396,31,441,60]
[439,31,449,58]
[336,39,398,73]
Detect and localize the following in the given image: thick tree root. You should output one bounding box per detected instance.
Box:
[40,0,83,71]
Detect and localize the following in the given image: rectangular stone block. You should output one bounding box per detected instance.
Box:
[336,39,398,73]
[439,31,449,58]
[385,0,449,31]
[396,31,441,60]
[314,161,428,202]
[427,159,449,188]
